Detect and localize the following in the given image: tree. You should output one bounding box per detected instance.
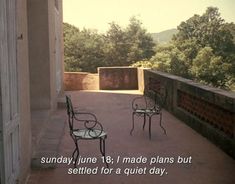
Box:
[125,17,155,64]
[147,43,190,78]
[103,17,155,67]
[174,7,235,88]
[63,23,106,72]
[174,7,235,58]
[103,22,129,66]
[191,47,232,87]
[73,29,106,73]
[63,17,155,72]
[135,7,235,89]
[63,23,81,71]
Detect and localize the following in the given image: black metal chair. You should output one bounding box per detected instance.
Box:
[65,95,108,167]
[130,87,167,139]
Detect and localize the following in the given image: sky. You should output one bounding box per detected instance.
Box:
[63,0,235,33]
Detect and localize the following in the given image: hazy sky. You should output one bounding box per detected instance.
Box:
[63,0,235,33]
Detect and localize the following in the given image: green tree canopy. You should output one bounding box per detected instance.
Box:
[135,7,235,89]
[63,23,106,72]
[174,7,234,58]
[63,17,155,73]
[191,47,232,87]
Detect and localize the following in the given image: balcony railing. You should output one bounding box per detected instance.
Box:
[64,67,235,158]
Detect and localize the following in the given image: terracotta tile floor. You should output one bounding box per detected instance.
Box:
[27,91,235,184]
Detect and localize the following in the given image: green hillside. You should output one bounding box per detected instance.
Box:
[151,28,178,44]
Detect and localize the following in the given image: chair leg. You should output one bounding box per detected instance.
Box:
[71,136,77,161]
[73,140,80,168]
[72,147,77,160]
[100,138,108,168]
[149,116,152,140]
[130,112,135,135]
[143,114,146,130]
[159,112,167,135]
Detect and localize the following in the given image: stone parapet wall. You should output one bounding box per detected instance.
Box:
[64,72,99,91]
[64,67,140,91]
[63,68,235,157]
[144,69,235,158]
[137,67,146,93]
[99,67,138,90]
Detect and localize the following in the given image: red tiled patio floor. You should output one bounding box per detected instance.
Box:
[27,90,235,184]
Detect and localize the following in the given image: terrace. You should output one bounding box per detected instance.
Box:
[28,68,235,184]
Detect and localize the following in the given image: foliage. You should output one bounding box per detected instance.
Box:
[63,17,155,73]
[125,17,156,63]
[191,47,233,87]
[174,7,234,58]
[102,22,129,66]
[64,8,235,90]
[63,23,81,71]
[134,7,235,89]
[63,23,106,72]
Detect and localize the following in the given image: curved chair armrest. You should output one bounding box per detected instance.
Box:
[72,117,104,138]
[74,112,98,122]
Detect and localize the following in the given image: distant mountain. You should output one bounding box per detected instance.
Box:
[151,28,178,44]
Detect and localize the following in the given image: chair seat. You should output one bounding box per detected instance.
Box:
[73,129,107,139]
[134,108,160,115]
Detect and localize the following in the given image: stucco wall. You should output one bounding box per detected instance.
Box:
[48,0,64,109]
[1,0,63,183]
[144,69,235,158]
[17,0,32,183]
[48,0,57,110]
[27,0,63,110]
[99,67,138,90]
[27,0,64,178]
[27,0,51,110]
[64,72,99,90]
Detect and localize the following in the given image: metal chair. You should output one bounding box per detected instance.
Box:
[130,87,167,139]
[65,95,108,167]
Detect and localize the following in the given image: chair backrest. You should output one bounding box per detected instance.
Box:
[154,87,168,110]
[144,86,167,111]
[65,95,74,130]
